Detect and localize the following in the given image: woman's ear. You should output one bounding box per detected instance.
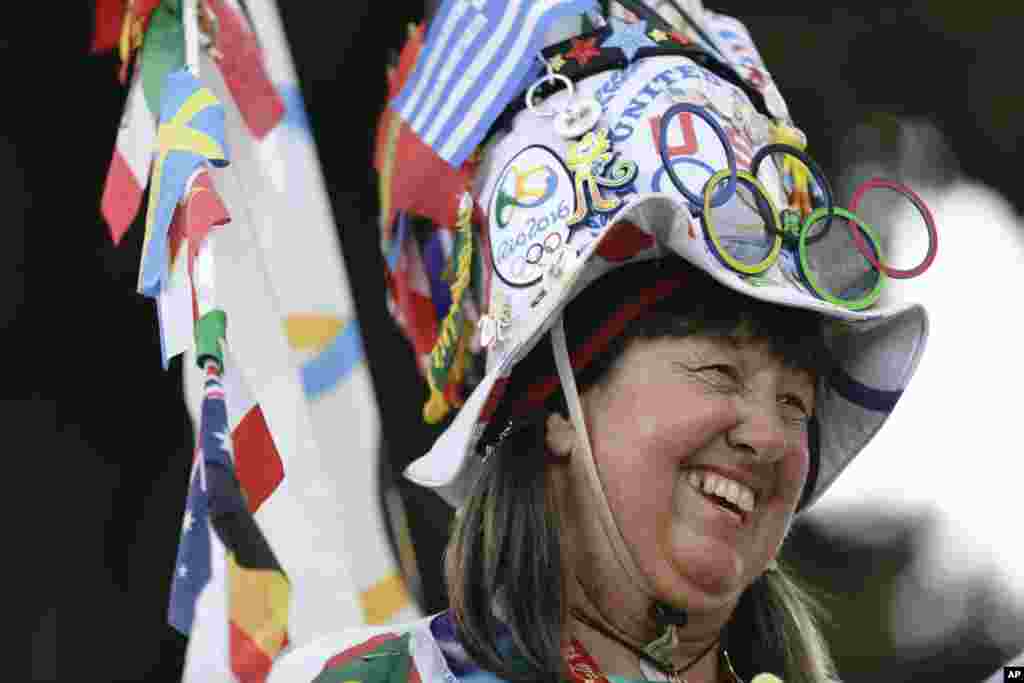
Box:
[546,412,576,461]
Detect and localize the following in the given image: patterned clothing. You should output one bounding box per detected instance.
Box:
[271,611,645,683]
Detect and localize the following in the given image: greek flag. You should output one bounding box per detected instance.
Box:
[391,0,596,167]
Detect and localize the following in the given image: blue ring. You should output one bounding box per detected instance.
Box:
[651,157,716,198]
[657,103,737,209]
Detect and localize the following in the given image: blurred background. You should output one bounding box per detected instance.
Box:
[32,1,1024,680]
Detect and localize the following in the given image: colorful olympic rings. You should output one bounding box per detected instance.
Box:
[657,102,737,209]
[702,171,887,310]
[848,178,938,279]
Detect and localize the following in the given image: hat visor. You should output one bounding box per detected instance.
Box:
[405,194,928,508]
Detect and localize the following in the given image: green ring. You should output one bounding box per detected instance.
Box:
[703,170,782,275]
[799,207,887,310]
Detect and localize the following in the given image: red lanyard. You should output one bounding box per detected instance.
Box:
[563,637,740,683]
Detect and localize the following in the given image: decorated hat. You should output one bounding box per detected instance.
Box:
[377,2,935,511]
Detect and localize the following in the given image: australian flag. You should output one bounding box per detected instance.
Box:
[168,362,290,681]
[168,452,212,635]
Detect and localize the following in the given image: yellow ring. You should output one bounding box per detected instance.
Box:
[702,170,782,275]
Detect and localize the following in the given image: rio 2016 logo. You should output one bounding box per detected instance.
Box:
[488,146,575,287]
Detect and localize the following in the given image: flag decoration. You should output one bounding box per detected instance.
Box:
[158,168,231,367]
[389,0,597,168]
[138,67,228,299]
[169,335,290,681]
[102,66,158,245]
[92,0,162,82]
[376,0,597,230]
[202,0,285,139]
[95,1,420,679]
[219,342,285,514]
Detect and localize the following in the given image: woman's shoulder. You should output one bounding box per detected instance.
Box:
[268,610,505,683]
[267,615,431,683]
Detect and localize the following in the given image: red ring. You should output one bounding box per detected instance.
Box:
[848,178,938,279]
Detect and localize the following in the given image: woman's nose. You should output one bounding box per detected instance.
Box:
[725,399,788,463]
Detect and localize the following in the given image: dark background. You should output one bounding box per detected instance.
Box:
[28,1,1023,680]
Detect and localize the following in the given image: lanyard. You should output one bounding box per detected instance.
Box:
[563,637,741,683]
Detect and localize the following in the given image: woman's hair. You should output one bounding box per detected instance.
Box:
[445,260,837,683]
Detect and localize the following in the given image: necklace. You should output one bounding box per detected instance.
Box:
[568,608,737,683]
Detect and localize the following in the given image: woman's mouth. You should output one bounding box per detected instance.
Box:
[684,468,757,522]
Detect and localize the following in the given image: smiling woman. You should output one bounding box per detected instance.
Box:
[447,261,835,683]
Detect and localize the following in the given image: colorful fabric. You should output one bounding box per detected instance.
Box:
[170,357,291,682]
[423,195,474,423]
[314,633,411,683]
[275,611,639,683]
[138,68,228,298]
[187,0,415,637]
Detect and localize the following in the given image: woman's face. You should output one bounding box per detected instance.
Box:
[565,332,815,617]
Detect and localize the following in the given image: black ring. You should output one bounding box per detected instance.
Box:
[749,143,834,245]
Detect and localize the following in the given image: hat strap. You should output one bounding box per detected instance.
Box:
[550,313,650,598]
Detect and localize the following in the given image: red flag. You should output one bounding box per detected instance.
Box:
[91,0,126,54]
[204,0,286,139]
[375,24,474,234]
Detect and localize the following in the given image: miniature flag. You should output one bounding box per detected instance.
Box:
[220,350,284,514]
[99,0,186,243]
[102,66,158,244]
[390,0,597,166]
[377,0,596,229]
[156,169,231,367]
[203,0,286,139]
[138,68,228,299]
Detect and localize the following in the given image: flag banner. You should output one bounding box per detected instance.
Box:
[95,0,419,672]
[138,68,228,299]
[198,0,418,634]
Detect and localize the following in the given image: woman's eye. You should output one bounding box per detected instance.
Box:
[696,364,741,384]
[779,394,810,416]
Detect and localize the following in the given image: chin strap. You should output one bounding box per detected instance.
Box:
[551,314,687,647]
[554,313,743,676]
[551,314,644,593]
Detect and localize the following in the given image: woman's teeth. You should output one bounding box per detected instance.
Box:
[686,469,756,513]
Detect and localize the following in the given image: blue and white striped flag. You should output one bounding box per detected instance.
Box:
[390,0,597,167]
